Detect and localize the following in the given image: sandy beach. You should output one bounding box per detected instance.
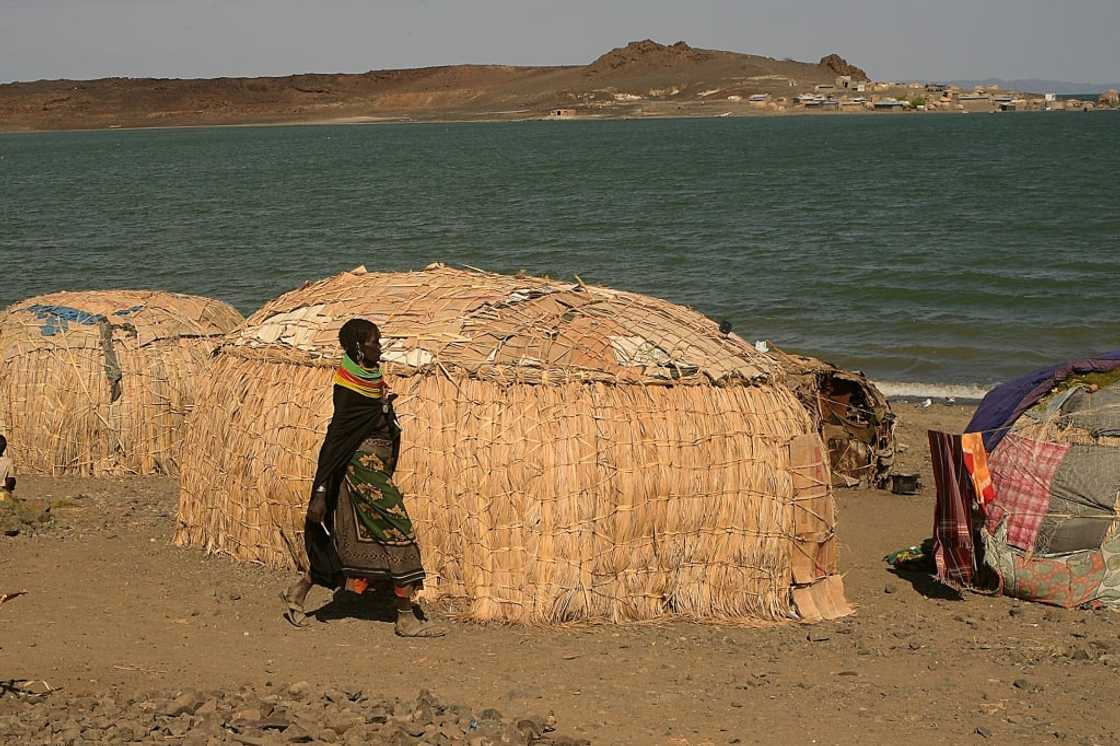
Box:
[3,400,1118,745]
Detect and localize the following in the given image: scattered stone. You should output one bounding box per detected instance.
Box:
[0,686,581,746]
[884,583,897,594]
[159,690,204,718]
[976,726,993,738]
[1013,679,1029,690]
[287,681,312,698]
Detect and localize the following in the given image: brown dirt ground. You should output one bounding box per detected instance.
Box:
[2,402,1119,745]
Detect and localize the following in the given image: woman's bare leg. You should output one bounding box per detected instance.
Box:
[393,584,446,637]
[281,574,313,627]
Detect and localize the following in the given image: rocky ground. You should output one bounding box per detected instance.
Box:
[2,402,1120,745]
[0,682,577,745]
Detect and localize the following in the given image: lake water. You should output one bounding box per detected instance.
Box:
[2,113,1117,396]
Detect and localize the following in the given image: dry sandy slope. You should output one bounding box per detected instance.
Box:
[2,403,1119,745]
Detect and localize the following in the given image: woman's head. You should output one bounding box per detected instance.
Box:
[339,318,381,368]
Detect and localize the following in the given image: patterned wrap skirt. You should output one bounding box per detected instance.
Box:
[333,437,425,588]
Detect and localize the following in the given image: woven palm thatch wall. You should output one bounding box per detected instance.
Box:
[176,265,846,624]
[0,290,243,476]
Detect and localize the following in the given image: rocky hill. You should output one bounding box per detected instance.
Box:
[0,40,868,131]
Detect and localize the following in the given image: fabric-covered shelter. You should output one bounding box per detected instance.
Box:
[929,351,1120,607]
[176,264,850,624]
[0,290,244,476]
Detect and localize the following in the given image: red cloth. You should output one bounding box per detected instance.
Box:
[987,434,1069,551]
[929,431,977,587]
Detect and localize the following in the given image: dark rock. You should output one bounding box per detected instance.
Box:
[365,704,390,724]
[159,690,204,718]
[326,713,360,735]
[166,717,192,737]
[478,707,503,722]
[287,681,311,699]
[283,723,315,743]
[516,717,544,740]
[819,53,869,81]
[976,726,993,738]
[1013,679,1029,690]
[403,721,428,738]
[413,701,435,725]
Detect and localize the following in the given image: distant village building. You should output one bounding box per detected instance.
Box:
[873,97,905,111]
[748,94,770,102]
[925,83,948,94]
[547,108,577,119]
[814,83,837,92]
[958,94,993,112]
[834,76,867,92]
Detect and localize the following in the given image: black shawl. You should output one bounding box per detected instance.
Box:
[304,384,398,588]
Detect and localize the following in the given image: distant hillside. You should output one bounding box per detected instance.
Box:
[948,78,1119,94]
[0,40,867,131]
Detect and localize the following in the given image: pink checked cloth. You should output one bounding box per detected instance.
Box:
[987,433,1069,550]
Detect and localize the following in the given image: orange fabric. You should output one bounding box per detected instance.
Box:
[393,584,413,598]
[961,432,996,505]
[345,577,369,594]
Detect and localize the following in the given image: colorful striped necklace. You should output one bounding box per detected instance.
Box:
[334,353,387,399]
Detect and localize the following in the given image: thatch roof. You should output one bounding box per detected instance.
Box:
[176,265,849,624]
[0,290,243,475]
[224,263,780,385]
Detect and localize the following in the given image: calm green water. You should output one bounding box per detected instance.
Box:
[1,114,1118,395]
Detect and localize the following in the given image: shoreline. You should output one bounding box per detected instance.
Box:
[1,102,1114,136]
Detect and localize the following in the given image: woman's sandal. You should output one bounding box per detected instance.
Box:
[279,589,308,628]
[394,612,446,638]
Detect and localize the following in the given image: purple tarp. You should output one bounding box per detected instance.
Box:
[966,350,1120,452]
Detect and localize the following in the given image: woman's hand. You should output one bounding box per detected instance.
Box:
[307,486,327,524]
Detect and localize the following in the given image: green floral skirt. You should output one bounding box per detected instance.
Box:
[334,437,425,587]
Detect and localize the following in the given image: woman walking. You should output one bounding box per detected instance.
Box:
[281,318,445,637]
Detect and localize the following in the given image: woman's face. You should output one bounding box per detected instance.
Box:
[359,329,382,367]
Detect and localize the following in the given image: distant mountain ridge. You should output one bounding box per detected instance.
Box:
[947,78,1118,94]
[0,40,867,132]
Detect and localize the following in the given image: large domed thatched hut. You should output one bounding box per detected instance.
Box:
[176,265,850,624]
[0,290,243,476]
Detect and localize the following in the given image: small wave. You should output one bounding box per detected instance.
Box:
[873,380,991,402]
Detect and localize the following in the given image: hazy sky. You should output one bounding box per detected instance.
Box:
[2,0,1118,84]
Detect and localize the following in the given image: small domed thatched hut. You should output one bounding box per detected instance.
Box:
[176,265,850,624]
[0,290,243,476]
